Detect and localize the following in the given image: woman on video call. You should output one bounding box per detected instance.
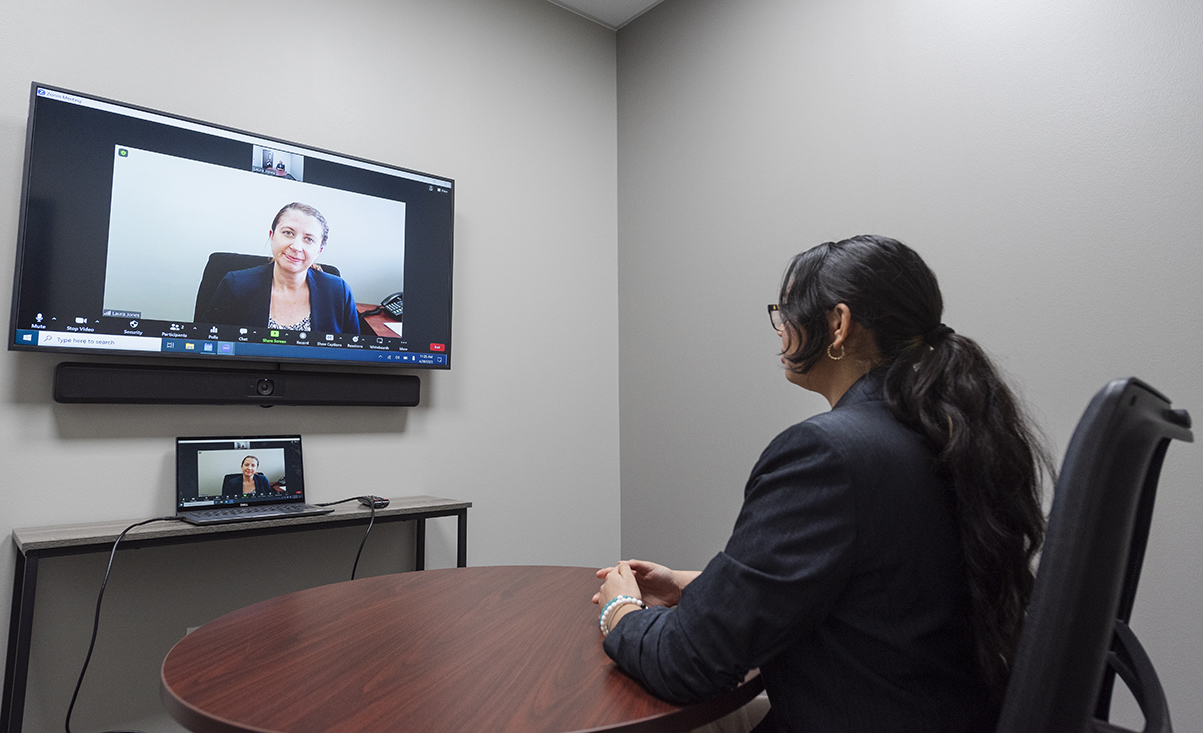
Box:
[222,455,271,496]
[593,235,1050,732]
[204,202,360,334]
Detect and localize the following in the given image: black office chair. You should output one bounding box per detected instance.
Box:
[193,252,341,322]
[996,378,1192,733]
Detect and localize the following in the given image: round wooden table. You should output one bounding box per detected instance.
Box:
[161,566,762,732]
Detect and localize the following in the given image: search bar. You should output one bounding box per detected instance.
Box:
[36,331,163,352]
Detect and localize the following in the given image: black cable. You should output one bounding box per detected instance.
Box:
[315,497,378,580]
[66,516,184,733]
[66,500,375,732]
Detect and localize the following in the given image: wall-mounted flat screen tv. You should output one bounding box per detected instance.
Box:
[9,83,453,370]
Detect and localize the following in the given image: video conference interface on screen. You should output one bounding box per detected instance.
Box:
[11,85,454,368]
[177,436,303,508]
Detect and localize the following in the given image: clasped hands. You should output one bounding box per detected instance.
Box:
[593,559,700,634]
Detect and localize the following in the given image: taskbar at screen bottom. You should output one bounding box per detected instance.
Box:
[13,330,448,366]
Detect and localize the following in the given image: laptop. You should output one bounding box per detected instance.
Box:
[176,434,334,525]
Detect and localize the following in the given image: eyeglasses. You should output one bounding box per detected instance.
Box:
[767,304,784,331]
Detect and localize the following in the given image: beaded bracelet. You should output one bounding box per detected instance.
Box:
[598,595,635,633]
[601,598,645,637]
[599,595,647,637]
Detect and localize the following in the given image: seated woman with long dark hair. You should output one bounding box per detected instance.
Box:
[594,235,1051,732]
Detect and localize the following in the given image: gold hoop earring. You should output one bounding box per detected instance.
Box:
[827,343,846,361]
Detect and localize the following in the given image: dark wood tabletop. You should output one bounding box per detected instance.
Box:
[356,302,401,339]
[160,566,762,733]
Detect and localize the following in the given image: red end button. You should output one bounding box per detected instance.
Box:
[430,343,445,352]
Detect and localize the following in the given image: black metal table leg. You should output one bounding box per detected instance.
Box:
[415,519,426,571]
[2,550,38,733]
[457,510,468,568]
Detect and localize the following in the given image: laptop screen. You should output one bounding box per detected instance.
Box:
[177,435,305,510]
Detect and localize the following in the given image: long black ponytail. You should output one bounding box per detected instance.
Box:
[778,235,1051,701]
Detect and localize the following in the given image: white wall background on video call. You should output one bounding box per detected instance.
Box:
[102,146,407,321]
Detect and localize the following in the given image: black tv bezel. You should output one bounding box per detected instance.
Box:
[8,82,454,373]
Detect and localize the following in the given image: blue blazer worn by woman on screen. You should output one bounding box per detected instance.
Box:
[203,263,360,334]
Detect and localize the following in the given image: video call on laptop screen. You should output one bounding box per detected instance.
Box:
[177,435,304,509]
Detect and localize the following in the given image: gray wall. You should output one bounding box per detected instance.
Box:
[618,0,1203,726]
[0,0,619,730]
[4,0,1202,728]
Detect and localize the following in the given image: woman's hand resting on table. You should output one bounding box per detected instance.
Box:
[593,559,700,609]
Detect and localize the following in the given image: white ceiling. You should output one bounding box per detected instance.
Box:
[547,0,666,30]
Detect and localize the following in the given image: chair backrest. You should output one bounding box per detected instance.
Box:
[193,252,341,322]
[997,378,1191,733]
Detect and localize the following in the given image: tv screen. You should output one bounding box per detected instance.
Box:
[9,83,453,370]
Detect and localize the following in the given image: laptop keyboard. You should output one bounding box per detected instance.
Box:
[224,504,306,516]
[185,503,328,522]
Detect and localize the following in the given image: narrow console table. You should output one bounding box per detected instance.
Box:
[2,494,470,733]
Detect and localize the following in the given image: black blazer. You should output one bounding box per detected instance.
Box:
[604,371,994,732]
[204,263,360,334]
[222,473,271,495]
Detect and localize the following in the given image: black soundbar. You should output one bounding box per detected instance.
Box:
[53,362,420,406]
